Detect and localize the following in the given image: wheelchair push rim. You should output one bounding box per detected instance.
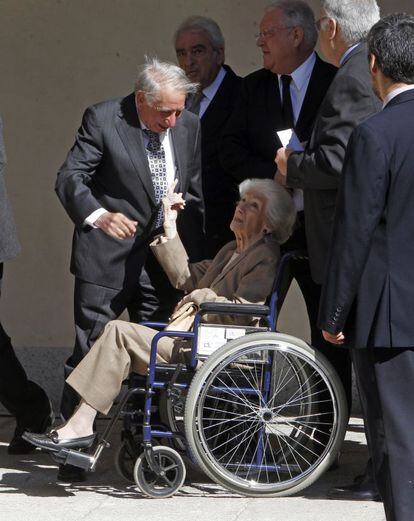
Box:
[184,332,347,497]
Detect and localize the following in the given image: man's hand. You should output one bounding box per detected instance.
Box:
[274,170,287,186]
[322,330,345,345]
[95,212,137,240]
[275,147,293,176]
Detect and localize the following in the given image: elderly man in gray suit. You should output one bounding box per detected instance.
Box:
[55,58,204,480]
[0,116,52,454]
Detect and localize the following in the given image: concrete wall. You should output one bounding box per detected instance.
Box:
[0,0,412,407]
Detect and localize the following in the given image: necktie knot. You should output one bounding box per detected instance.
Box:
[143,129,161,153]
[281,74,292,87]
[187,90,204,115]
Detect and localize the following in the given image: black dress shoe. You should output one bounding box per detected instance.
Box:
[22,430,96,452]
[8,398,54,455]
[328,478,381,501]
[57,464,87,483]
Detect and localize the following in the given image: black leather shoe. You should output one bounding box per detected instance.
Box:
[328,477,381,501]
[57,464,87,483]
[22,430,96,452]
[8,399,54,455]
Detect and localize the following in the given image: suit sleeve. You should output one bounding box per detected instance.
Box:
[177,118,205,261]
[55,105,104,227]
[318,124,389,333]
[287,75,378,190]
[220,81,277,181]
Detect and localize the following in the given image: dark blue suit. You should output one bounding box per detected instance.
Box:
[319,89,414,521]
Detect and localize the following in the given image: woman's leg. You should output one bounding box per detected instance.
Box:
[66,320,175,415]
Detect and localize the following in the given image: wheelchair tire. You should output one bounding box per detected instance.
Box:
[134,446,186,498]
[184,332,347,497]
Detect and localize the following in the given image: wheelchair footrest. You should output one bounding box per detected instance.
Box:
[52,448,95,471]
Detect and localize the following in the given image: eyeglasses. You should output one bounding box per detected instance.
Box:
[152,105,184,118]
[255,26,294,41]
[315,16,330,31]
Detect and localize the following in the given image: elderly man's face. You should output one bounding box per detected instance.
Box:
[136,88,186,133]
[175,29,224,89]
[256,8,298,74]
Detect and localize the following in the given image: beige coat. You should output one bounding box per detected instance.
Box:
[67,234,280,414]
[151,233,280,327]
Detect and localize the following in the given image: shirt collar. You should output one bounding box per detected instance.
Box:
[339,43,361,66]
[202,66,227,101]
[383,85,414,108]
[278,52,316,92]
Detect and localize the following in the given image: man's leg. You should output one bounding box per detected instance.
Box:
[60,279,129,420]
[369,347,414,521]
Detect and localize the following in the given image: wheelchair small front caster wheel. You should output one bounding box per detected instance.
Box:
[115,440,141,483]
[134,446,186,498]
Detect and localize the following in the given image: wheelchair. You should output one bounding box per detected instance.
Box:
[53,251,348,498]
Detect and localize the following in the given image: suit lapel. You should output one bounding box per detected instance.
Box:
[170,122,187,192]
[115,94,156,203]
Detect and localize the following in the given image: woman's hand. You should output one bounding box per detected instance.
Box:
[162,179,186,239]
[175,288,217,310]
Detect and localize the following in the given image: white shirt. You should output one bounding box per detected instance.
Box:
[278,51,316,125]
[383,85,414,108]
[85,114,176,227]
[199,66,227,118]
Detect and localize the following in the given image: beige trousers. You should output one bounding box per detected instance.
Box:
[66,320,183,415]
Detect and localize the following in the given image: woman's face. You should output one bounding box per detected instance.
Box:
[230,189,269,238]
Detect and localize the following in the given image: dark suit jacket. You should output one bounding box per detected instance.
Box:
[220,54,337,182]
[287,44,381,284]
[0,117,20,264]
[200,65,241,250]
[319,89,414,348]
[56,93,204,290]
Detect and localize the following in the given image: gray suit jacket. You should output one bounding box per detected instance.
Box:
[56,93,204,290]
[287,44,381,284]
[0,117,20,264]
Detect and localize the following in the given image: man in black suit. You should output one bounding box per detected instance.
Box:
[221,0,337,384]
[275,0,381,423]
[0,116,52,454]
[319,14,414,520]
[174,16,241,257]
[56,58,204,433]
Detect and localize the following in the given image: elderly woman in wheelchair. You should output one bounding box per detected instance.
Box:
[24,178,347,498]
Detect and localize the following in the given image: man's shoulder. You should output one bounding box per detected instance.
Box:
[242,68,276,89]
[313,54,337,79]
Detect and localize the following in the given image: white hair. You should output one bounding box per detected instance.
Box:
[135,57,198,104]
[321,0,380,45]
[265,1,318,48]
[239,179,297,244]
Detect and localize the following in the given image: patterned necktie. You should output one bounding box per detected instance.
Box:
[281,75,294,129]
[143,129,169,228]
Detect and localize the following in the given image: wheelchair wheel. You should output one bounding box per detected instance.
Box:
[184,332,347,497]
[134,446,186,498]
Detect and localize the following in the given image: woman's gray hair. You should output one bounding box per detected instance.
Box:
[321,0,380,45]
[135,57,198,104]
[239,178,297,244]
[265,1,318,48]
[174,15,225,50]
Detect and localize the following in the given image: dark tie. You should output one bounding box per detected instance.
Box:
[188,90,204,115]
[143,129,169,228]
[281,75,294,129]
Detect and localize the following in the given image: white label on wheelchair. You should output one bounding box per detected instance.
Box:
[196,324,267,359]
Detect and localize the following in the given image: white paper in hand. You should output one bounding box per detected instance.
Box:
[276,128,304,211]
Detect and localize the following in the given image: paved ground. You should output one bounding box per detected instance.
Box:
[0,416,385,521]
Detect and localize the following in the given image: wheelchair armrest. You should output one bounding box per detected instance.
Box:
[199,302,270,317]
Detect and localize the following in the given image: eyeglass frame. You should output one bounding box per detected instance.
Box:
[255,25,296,41]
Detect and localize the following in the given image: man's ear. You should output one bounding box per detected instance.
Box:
[292,26,305,48]
[369,53,378,75]
[135,90,145,107]
[327,17,337,41]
